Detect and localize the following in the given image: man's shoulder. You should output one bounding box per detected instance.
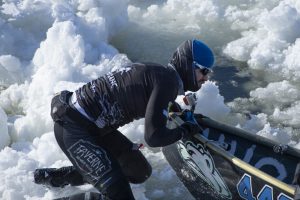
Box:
[131,62,180,94]
[130,62,171,75]
[132,62,166,69]
[130,62,178,81]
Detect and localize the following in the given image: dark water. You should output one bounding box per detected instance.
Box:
[211,65,251,102]
[129,0,165,8]
[111,30,251,103]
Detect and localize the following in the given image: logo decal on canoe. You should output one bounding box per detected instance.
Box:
[178,141,232,199]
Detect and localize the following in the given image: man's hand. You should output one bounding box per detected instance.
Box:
[180,121,201,137]
[179,110,202,137]
[180,110,196,122]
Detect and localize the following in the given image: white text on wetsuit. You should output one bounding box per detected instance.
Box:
[74,144,109,175]
[106,72,118,89]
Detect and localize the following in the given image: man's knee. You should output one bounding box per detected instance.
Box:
[118,149,152,184]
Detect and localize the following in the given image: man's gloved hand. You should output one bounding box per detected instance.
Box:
[180,110,197,123]
[179,110,202,137]
[180,121,201,137]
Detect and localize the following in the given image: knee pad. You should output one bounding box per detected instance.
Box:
[118,150,152,184]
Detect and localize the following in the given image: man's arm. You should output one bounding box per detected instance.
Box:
[144,82,183,147]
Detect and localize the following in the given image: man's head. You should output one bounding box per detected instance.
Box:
[170,39,214,92]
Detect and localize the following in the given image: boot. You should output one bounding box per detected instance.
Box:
[34,166,85,187]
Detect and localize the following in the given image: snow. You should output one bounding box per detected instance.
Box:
[0,0,300,199]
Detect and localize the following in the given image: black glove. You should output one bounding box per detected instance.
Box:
[180,121,201,137]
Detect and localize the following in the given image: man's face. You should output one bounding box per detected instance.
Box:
[195,68,209,88]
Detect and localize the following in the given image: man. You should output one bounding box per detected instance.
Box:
[34,39,214,200]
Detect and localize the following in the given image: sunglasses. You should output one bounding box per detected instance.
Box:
[192,61,212,76]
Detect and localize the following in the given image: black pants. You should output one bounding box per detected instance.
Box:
[51,91,152,200]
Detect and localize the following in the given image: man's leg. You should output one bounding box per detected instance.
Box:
[55,122,135,200]
[61,129,152,185]
[34,129,152,187]
[34,123,86,187]
[98,130,152,184]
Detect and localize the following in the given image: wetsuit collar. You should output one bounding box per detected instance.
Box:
[168,63,184,95]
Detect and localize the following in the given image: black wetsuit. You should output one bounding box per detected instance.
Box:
[74,62,183,146]
[51,63,184,199]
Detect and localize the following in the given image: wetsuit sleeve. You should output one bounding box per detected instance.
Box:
[144,83,183,147]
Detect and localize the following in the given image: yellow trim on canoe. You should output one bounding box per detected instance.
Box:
[194,134,296,196]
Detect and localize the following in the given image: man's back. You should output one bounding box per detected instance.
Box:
[75,63,180,128]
